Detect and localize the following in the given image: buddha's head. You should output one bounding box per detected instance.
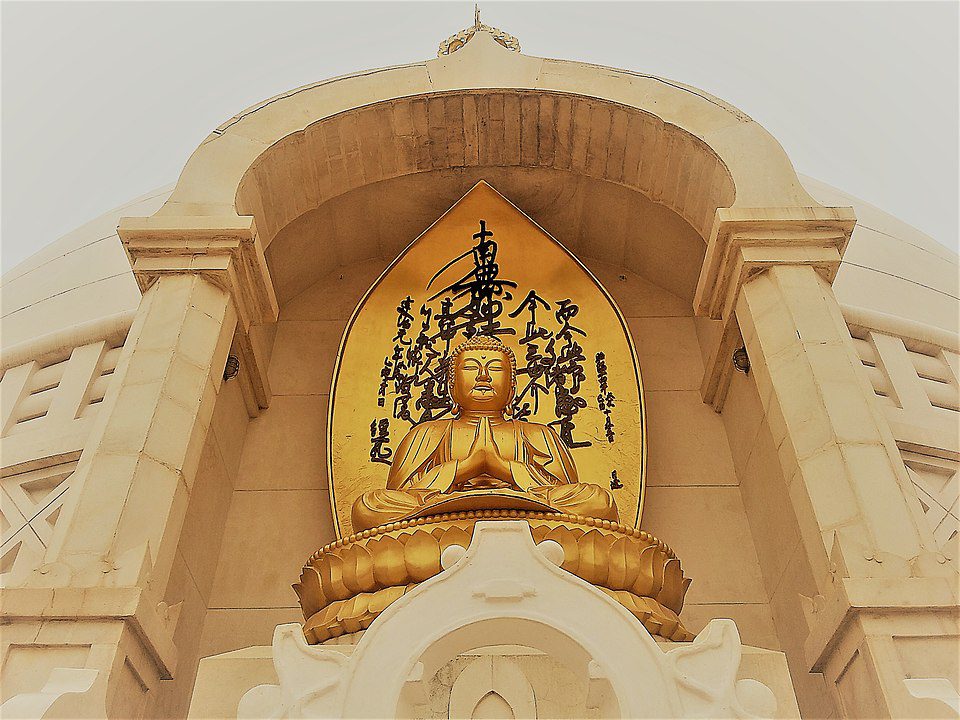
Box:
[447,335,518,414]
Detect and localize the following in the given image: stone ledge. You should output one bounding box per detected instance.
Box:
[804,575,960,672]
[0,586,178,679]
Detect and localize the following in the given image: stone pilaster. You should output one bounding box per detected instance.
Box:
[0,217,278,718]
[695,207,959,718]
[119,215,279,417]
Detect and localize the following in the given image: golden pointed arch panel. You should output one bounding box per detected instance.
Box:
[328,181,645,537]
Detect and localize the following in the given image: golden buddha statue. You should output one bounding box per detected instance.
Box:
[351,335,619,531]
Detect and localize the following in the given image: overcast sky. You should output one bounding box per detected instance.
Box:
[2,1,958,275]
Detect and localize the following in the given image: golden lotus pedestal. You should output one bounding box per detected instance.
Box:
[295,510,694,644]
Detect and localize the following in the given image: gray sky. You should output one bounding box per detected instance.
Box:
[2,1,958,275]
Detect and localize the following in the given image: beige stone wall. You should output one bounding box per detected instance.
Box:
[0,186,169,348]
[197,258,353,660]
[803,176,959,336]
[721,364,839,718]
[149,374,249,718]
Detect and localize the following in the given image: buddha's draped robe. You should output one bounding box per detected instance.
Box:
[351,419,619,531]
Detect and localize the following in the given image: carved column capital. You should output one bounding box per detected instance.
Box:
[694,207,856,410]
[695,206,857,322]
[119,215,278,414]
[118,215,279,334]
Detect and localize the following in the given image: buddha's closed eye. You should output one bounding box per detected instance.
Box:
[463,360,504,375]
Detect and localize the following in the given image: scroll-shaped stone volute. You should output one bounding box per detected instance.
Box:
[666,620,777,719]
[237,625,348,720]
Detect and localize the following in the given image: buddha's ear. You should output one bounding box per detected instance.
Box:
[507,350,519,405]
[444,355,458,399]
[447,380,462,415]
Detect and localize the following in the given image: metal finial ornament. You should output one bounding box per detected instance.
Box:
[437,4,520,56]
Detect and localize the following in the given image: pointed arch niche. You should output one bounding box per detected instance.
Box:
[448,655,537,719]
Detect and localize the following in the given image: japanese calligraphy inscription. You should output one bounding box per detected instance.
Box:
[328,182,646,537]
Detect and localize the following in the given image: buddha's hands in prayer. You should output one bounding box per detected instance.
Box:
[452,417,520,491]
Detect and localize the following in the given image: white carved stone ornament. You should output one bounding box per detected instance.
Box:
[0,668,98,719]
[239,521,779,719]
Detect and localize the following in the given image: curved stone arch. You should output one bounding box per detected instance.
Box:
[233,89,735,250]
[153,31,821,246]
[338,521,680,718]
[448,656,537,719]
[408,617,603,702]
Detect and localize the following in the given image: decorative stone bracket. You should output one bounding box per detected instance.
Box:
[694,207,856,411]
[118,215,279,414]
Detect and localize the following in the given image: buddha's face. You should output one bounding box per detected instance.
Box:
[452,349,512,412]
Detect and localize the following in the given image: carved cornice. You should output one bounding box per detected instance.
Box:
[119,215,278,414]
[801,536,958,673]
[695,206,857,323]
[118,215,279,334]
[694,206,856,411]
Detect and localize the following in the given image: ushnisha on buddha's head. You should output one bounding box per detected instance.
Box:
[446,335,518,414]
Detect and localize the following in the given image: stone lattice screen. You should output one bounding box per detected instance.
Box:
[845,308,960,551]
[0,333,127,580]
